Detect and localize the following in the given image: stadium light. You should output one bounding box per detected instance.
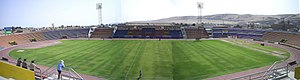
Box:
[197,2,203,26]
[96,3,102,25]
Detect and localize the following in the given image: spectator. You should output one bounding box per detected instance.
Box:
[22,59,28,69]
[16,58,22,67]
[29,60,40,71]
[57,60,65,79]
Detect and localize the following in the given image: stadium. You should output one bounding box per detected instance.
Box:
[0,22,300,80]
[1,0,300,80]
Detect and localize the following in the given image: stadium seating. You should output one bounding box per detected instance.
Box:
[287,34,300,47]
[77,29,89,38]
[113,30,128,38]
[185,28,209,39]
[263,32,300,47]
[127,30,140,38]
[32,32,46,41]
[90,28,114,38]
[43,30,61,40]
[141,28,156,38]
[0,36,10,47]
[212,28,266,40]
[42,29,89,39]
[169,30,183,38]
[262,32,293,42]
[113,28,183,38]
[0,32,44,47]
[59,29,89,38]
[0,29,89,48]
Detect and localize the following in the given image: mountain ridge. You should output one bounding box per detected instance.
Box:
[129,14,300,25]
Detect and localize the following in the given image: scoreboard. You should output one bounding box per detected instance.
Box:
[3,27,13,34]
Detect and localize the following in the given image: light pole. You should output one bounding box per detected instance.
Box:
[96,3,102,25]
[197,2,203,26]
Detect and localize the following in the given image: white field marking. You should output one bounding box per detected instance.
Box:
[221,39,287,58]
[17,50,24,52]
[124,51,141,80]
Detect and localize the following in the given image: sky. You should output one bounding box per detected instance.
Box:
[0,0,299,28]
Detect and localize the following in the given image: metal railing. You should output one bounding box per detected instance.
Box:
[66,67,83,80]
[42,64,56,77]
[231,66,288,80]
[33,69,43,80]
[262,60,284,79]
[42,64,83,80]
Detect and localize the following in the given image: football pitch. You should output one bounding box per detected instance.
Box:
[9,40,284,80]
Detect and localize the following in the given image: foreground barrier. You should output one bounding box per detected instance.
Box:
[295,67,300,79]
[0,61,35,80]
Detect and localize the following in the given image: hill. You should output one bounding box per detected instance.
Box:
[130,14,300,25]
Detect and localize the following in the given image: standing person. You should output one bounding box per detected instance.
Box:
[22,59,28,69]
[139,70,142,78]
[57,60,65,79]
[137,70,142,80]
[29,60,40,71]
[16,58,22,67]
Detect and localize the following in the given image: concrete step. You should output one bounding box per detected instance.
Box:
[43,74,76,80]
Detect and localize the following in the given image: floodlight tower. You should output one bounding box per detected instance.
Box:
[96,3,102,25]
[52,23,55,27]
[197,2,203,26]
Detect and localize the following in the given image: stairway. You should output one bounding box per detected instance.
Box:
[181,28,187,39]
[42,65,83,80]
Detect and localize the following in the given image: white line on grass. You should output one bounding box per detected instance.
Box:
[124,51,140,80]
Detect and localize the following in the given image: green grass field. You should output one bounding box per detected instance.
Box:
[9,40,284,80]
[226,39,290,58]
